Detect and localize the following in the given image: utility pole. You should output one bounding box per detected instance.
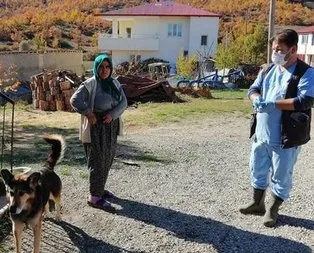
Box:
[267,0,276,63]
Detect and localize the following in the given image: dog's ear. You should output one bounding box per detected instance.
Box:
[1,169,14,186]
[28,172,41,190]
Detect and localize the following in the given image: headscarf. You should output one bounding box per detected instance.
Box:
[93,54,121,101]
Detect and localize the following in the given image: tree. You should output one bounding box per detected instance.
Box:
[244,24,268,64]
[215,41,241,71]
[33,34,47,50]
[176,51,197,79]
[215,24,268,70]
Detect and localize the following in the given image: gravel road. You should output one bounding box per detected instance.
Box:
[2,113,314,252]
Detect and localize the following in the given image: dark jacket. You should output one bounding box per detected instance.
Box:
[281,59,311,148]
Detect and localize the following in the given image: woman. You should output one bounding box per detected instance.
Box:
[70,54,127,213]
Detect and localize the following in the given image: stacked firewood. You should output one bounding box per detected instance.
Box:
[30,71,77,111]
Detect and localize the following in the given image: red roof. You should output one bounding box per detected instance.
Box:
[97,1,221,17]
[297,26,314,34]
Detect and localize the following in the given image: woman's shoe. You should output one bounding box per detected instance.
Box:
[102,190,117,199]
[87,196,116,213]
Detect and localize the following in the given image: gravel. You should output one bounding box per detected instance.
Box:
[1,113,314,252]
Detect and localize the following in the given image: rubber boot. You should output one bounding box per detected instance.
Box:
[263,193,283,227]
[239,188,266,215]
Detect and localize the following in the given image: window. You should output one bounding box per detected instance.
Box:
[301,35,308,44]
[178,24,182,37]
[183,50,188,56]
[167,23,182,37]
[201,35,208,46]
[126,28,131,38]
[312,34,314,46]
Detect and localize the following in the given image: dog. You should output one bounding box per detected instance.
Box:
[0,134,65,253]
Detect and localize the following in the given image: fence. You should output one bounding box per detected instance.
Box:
[0,50,84,81]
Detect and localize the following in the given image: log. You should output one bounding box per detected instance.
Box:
[39,100,49,111]
[56,100,65,111]
[60,81,72,90]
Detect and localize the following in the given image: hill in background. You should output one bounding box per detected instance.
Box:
[0,0,313,53]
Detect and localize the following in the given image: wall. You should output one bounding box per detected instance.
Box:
[158,17,190,64]
[188,17,219,59]
[0,51,84,81]
[298,34,314,66]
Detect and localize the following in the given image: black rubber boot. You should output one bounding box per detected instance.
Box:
[239,188,266,215]
[263,193,283,227]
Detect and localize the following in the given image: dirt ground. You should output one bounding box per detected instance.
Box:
[1,114,314,252]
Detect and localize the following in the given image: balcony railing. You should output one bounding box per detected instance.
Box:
[98,33,160,51]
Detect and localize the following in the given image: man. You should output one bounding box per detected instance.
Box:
[240,29,314,227]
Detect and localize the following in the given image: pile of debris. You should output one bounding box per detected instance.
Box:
[174,86,213,98]
[30,70,81,111]
[117,75,177,104]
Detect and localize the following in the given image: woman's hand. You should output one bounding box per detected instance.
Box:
[103,113,113,124]
[86,112,97,125]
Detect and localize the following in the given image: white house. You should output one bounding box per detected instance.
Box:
[96,1,221,66]
[297,26,314,66]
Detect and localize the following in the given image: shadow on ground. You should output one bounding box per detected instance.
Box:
[0,125,173,169]
[278,215,314,230]
[45,218,135,253]
[112,198,312,253]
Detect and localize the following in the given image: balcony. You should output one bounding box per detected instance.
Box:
[98,33,160,51]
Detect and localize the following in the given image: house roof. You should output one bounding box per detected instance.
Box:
[96,1,221,18]
[297,26,314,34]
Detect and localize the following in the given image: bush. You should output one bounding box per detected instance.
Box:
[19,40,32,51]
[176,52,197,79]
[59,39,73,49]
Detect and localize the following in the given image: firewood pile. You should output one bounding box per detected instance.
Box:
[30,70,82,111]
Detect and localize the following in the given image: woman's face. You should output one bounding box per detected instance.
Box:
[98,60,111,80]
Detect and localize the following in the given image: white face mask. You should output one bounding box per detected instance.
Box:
[271,50,289,66]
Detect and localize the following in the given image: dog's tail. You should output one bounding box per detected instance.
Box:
[43,135,66,170]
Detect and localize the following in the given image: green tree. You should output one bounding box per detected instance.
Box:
[176,51,197,79]
[244,24,268,64]
[33,34,47,50]
[216,24,268,70]
[215,43,241,70]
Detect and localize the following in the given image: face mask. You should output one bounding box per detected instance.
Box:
[271,50,289,66]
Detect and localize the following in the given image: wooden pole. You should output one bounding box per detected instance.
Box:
[267,0,276,64]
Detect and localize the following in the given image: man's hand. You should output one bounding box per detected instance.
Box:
[103,113,113,124]
[252,96,264,110]
[86,112,97,125]
[256,101,276,113]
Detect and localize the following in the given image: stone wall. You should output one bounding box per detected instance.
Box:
[0,50,84,81]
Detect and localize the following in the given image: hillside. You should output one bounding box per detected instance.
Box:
[0,0,313,51]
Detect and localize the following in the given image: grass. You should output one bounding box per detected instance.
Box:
[60,166,72,176]
[0,89,251,171]
[1,89,250,133]
[124,89,250,129]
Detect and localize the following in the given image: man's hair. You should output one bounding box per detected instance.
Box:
[270,29,299,48]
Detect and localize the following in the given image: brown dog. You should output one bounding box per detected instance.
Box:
[1,135,65,253]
